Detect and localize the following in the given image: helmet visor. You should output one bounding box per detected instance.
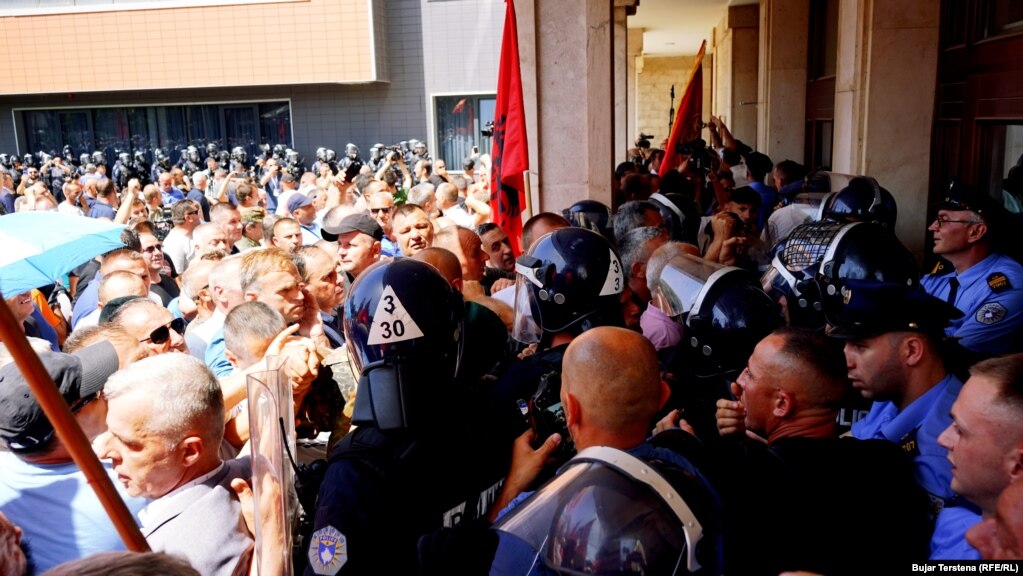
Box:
[652,254,726,318]
[512,260,543,344]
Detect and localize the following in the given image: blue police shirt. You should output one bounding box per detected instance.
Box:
[930,505,981,560]
[204,326,234,378]
[921,252,1023,354]
[851,373,962,505]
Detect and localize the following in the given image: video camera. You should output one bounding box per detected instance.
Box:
[677,137,714,174]
[481,121,495,138]
[635,133,654,149]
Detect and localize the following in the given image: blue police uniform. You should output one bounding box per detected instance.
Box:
[852,373,962,509]
[921,253,1023,354]
[930,505,982,560]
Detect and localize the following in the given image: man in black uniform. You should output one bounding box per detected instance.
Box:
[305,259,507,576]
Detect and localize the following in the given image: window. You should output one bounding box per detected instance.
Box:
[979,0,1023,40]
[808,0,838,80]
[19,101,291,164]
[434,95,496,170]
[981,124,1023,214]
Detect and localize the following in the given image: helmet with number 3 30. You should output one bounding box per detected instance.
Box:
[343,259,464,431]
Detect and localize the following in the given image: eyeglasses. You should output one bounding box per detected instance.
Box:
[142,244,163,254]
[70,393,99,415]
[370,207,392,214]
[140,317,186,344]
[185,210,200,217]
[932,216,982,229]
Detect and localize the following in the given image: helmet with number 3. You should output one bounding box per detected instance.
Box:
[343,259,464,431]
[513,227,625,344]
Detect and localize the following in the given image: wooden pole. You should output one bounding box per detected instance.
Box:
[522,169,533,222]
[0,299,149,552]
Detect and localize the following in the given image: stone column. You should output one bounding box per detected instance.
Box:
[712,5,759,144]
[518,0,615,211]
[627,27,644,159]
[757,0,809,163]
[832,0,939,258]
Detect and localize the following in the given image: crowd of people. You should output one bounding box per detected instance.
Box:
[2,113,1023,576]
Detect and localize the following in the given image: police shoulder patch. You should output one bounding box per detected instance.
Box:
[308,525,348,575]
[929,259,953,276]
[976,302,1008,325]
[988,272,1012,293]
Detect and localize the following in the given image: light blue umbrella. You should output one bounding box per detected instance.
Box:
[0,212,125,296]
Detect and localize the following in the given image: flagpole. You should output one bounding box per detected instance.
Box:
[0,299,150,552]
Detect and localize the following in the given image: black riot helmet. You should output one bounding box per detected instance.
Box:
[61,145,73,160]
[231,146,247,164]
[91,151,105,165]
[657,255,782,379]
[345,143,359,159]
[513,227,625,344]
[272,144,286,159]
[23,153,35,168]
[492,446,723,576]
[315,147,327,162]
[186,145,199,163]
[325,148,337,163]
[154,148,168,164]
[217,150,231,166]
[117,151,130,165]
[344,259,464,432]
[79,153,90,167]
[205,142,219,159]
[760,220,847,330]
[285,148,300,164]
[562,199,614,241]
[814,221,919,326]
[823,176,897,231]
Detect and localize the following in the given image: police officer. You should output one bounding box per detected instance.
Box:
[151,148,171,183]
[179,145,201,177]
[305,259,507,576]
[112,152,132,191]
[826,279,964,517]
[921,179,1023,356]
[822,175,898,232]
[562,199,614,242]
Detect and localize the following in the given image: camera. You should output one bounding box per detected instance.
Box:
[635,133,654,149]
[677,137,713,173]
[527,370,576,462]
[481,120,495,138]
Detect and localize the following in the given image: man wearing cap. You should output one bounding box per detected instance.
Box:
[922,180,1023,356]
[323,213,383,282]
[827,279,965,517]
[287,192,322,246]
[0,342,147,572]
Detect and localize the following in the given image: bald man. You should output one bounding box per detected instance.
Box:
[433,226,487,284]
[489,327,678,519]
[76,270,149,328]
[701,328,932,576]
[412,247,463,292]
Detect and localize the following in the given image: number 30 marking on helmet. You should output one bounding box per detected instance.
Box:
[379,320,405,339]
[368,286,426,345]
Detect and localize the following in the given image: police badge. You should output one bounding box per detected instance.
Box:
[308,525,348,575]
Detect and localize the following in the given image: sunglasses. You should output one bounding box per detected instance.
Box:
[140,317,186,344]
[142,243,163,254]
[370,207,392,214]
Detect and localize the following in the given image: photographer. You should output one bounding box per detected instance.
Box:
[375,147,411,192]
[700,186,767,271]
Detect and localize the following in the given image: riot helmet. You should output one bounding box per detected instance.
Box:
[412,139,426,154]
[78,153,90,167]
[345,143,359,159]
[272,144,286,159]
[91,151,105,165]
[656,254,781,378]
[759,220,847,330]
[154,148,168,165]
[0,154,8,168]
[39,152,52,165]
[132,150,146,162]
[325,148,337,163]
[513,227,624,344]
[23,153,35,168]
[285,148,300,164]
[492,446,722,576]
[369,145,382,162]
[231,146,247,164]
[344,259,464,432]
[205,142,219,159]
[315,147,327,162]
[823,176,897,231]
[117,152,130,165]
[185,145,199,163]
[217,150,231,166]
[562,200,614,242]
[815,221,919,326]
[61,145,73,161]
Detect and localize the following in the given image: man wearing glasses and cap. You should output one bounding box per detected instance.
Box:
[922,179,1023,357]
[0,341,147,572]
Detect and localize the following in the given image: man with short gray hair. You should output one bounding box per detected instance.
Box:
[98,353,251,576]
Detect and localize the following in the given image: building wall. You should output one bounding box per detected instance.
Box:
[420,0,503,155]
[0,0,428,161]
[636,55,696,147]
[0,0,383,95]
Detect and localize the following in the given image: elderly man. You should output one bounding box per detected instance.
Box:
[327,213,382,282]
[191,222,230,260]
[933,353,1023,559]
[922,180,1023,356]
[368,191,401,257]
[294,245,346,348]
[391,203,434,256]
[108,298,187,356]
[158,171,185,205]
[287,193,322,246]
[707,327,932,575]
[0,341,147,572]
[98,353,252,576]
[433,226,487,284]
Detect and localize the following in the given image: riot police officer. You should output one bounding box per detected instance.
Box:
[562,199,615,242]
[179,145,201,177]
[337,143,362,181]
[305,259,507,576]
[821,175,898,232]
[150,148,171,183]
